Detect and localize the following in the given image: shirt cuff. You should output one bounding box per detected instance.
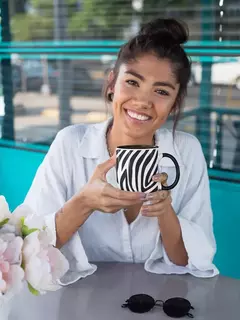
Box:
[145,218,219,278]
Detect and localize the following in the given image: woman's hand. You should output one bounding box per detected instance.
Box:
[80,155,147,214]
[141,173,172,217]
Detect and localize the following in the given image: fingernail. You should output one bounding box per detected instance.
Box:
[143,200,152,206]
[146,193,154,199]
[140,193,147,200]
[141,210,148,215]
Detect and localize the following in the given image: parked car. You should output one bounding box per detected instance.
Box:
[192,58,240,89]
[13,60,101,96]
[13,60,59,93]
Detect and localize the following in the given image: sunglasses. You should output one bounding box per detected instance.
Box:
[122,293,194,318]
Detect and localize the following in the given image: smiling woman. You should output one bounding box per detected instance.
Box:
[106,56,180,148]
[23,18,219,285]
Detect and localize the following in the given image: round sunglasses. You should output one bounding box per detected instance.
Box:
[122,293,194,318]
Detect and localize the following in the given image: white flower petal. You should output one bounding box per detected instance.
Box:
[24,214,45,231]
[22,231,41,260]
[7,265,24,293]
[11,204,35,219]
[10,204,35,232]
[3,237,23,264]
[0,238,8,255]
[0,224,16,234]
[0,196,11,222]
[38,229,54,248]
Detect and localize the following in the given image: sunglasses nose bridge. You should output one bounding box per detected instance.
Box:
[155,299,164,307]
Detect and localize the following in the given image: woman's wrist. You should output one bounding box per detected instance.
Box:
[68,192,93,223]
[55,193,93,248]
[75,188,94,216]
[157,202,173,225]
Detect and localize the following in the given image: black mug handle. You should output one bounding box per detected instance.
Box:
[160,153,180,190]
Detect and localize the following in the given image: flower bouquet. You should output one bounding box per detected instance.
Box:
[0,195,69,311]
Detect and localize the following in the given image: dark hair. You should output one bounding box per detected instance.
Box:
[104,18,191,132]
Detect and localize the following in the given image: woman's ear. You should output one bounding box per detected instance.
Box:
[107,70,115,102]
[108,70,114,87]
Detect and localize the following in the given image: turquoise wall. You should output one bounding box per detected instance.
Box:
[0,143,239,279]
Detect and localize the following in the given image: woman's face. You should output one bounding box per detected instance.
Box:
[111,54,180,142]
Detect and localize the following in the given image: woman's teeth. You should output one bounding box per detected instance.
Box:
[127,110,150,121]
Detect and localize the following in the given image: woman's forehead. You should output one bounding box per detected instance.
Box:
[118,54,177,83]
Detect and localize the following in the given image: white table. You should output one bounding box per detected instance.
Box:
[8,262,240,319]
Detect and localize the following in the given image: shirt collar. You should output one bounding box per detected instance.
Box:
[79,117,184,167]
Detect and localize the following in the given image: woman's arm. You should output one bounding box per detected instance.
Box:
[157,205,188,266]
[55,194,92,248]
[55,156,145,248]
[144,135,218,278]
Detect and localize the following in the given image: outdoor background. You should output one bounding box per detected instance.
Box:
[0,0,240,175]
[0,0,240,278]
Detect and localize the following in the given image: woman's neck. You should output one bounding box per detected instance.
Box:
[106,122,155,156]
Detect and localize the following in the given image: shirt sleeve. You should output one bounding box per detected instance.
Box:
[144,136,219,278]
[24,127,97,285]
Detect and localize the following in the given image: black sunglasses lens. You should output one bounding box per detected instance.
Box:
[163,297,194,318]
[122,294,155,313]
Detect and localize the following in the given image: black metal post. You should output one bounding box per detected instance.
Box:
[53,0,72,130]
[0,0,15,140]
[197,0,215,165]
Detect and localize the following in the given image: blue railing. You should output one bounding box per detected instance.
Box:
[0,40,240,181]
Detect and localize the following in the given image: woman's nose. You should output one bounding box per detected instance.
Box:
[133,93,153,109]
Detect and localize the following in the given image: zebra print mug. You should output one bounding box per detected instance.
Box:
[116,145,180,193]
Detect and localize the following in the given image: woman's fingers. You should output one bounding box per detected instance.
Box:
[102,183,146,201]
[152,172,168,185]
[141,195,172,217]
[101,196,143,212]
[145,189,170,202]
[96,156,116,179]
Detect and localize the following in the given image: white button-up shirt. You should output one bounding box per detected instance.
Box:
[24,118,219,285]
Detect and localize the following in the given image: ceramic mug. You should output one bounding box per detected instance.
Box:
[116,145,180,193]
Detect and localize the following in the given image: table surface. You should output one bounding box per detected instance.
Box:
[8,263,240,320]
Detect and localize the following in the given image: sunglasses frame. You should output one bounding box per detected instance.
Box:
[122,293,194,318]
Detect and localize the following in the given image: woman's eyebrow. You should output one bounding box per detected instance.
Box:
[124,70,176,90]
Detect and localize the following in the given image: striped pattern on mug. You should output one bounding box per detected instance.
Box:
[116,147,159,193]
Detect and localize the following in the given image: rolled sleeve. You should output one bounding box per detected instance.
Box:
[43,212,96,285]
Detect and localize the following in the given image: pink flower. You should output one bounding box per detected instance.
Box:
[0,235,24,296]
[0,196,69,298]
[22,229,69,293]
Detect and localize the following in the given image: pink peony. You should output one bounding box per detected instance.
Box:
[22,229,69,293]
[0,235,24,296]
[0,196,69,299]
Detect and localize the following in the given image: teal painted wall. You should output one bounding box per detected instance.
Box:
[0,146,45,210]
[0,145,239,279]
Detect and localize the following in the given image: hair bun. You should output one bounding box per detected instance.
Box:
[139,18,188,45]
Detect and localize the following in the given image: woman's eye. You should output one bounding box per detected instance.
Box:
[156,89,169,96]
[126,80,138,86]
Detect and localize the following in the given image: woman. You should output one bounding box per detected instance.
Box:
[24,18,219,284]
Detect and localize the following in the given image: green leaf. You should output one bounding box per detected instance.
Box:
[28,282,40,296]
[20,217,25,228]
[22,225,39,238]
[0,218,9,227]
[21,258,25,270]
